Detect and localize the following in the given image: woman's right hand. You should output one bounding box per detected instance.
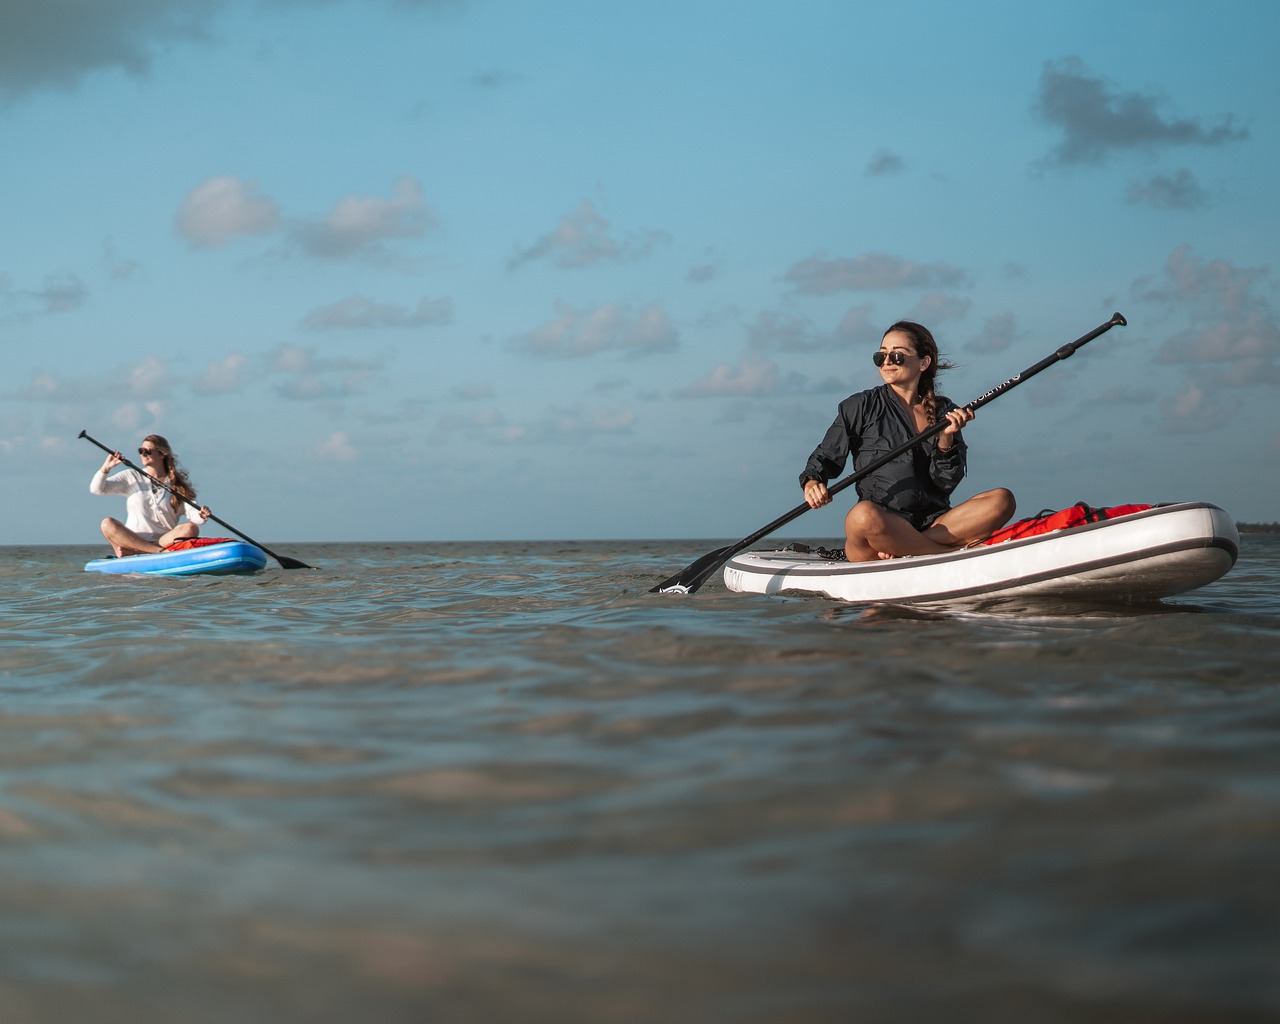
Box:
[803,479,831,509]
[99,451,122,473]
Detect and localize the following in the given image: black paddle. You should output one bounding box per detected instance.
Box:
[651,312,1128,594]
[79,430,316,570]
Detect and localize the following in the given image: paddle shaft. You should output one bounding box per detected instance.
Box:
[651,311,1127,594]
[79,430,315,570]
[822,310,1127,506]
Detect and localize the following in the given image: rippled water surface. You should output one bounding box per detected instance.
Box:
[0,535,1277,1022]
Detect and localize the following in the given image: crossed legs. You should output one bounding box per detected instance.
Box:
[100,518,199,559]
[843,488,1016,562]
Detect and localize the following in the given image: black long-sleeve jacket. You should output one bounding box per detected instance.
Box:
[800,385,967,523]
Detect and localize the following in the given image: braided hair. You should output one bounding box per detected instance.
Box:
[882,321,954,426]
[142,434,197,513]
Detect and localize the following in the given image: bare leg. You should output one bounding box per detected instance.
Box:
[843,489,1016,562]
[100,518,163,558]
[159,523,199,547]
[925,488,1017,548]
[843,502,955,561]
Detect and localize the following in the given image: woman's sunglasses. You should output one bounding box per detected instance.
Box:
[138,447,163,457]
[872,350,910,367]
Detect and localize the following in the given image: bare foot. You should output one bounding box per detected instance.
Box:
[876,550,896,560]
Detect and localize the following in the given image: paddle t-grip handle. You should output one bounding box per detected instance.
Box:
[965,311,1126,415]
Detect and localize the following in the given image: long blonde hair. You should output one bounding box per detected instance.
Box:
[143,434,196,513]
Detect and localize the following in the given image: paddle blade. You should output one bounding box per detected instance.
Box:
[649,545,734,595]
[274,555,316,570]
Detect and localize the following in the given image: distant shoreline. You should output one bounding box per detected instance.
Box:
[1239,523,1280,534]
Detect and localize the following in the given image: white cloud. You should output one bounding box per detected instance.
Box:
[37,434,68,456]
[451,382,494,401]
[1136,246,1280,389]
[785,252,969,294]
[315,431,358,461]
[1125,246,1280,432]
[294,176,437,260]
[429,401,635,446]
[174,176,282,247]
[127,355,170,396]
[14,373,71,402]
[746,309,868,353]
[527,404,636,442]
[1162,382,1236,433]
[301,294,453,331]
[174,175,440,260]
[513,301,678,359]
[13,355,170,403]
[508,200,670,270]
[908,294,972,325]
[431,407,517,444]
[193,353,250,395]
[628,306,678,353]
[746,311,820,352]
[266,343,384,401]
[1137,244,1264,313]
[678,355,779,398]
[109,401,166,436]
[966,312,1019,354]
[1092,386,1158,406]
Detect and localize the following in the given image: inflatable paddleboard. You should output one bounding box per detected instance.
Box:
[722,502,1238,606]
[85,540,268,577]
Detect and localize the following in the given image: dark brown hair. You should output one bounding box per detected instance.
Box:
[882,321,954,426]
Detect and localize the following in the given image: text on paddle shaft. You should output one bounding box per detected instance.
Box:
[973,374,1023,408]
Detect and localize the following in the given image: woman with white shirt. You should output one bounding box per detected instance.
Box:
[90,434,210,558]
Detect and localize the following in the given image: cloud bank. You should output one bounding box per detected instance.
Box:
[1034,57,1248,166]
[785,253,969,294]
[508,201,670,270]
[513,302,678,359]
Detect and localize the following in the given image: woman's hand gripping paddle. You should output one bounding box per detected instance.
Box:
[650,312,1127,594]
[79,430,316,570]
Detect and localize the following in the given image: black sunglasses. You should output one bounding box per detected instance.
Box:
[872,350,910,367]
[138,447,163,457]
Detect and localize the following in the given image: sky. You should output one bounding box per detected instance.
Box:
[3,0,1279,545]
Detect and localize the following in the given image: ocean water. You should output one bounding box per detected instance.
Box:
[0,534,1277,1023]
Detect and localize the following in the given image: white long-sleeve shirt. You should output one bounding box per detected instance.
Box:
[90,468,202,542]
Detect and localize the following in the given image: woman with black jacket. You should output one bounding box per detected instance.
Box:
[800,320,1015,561]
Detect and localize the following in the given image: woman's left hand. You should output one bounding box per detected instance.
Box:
[198,505,212,523]
[939,407,973,446]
